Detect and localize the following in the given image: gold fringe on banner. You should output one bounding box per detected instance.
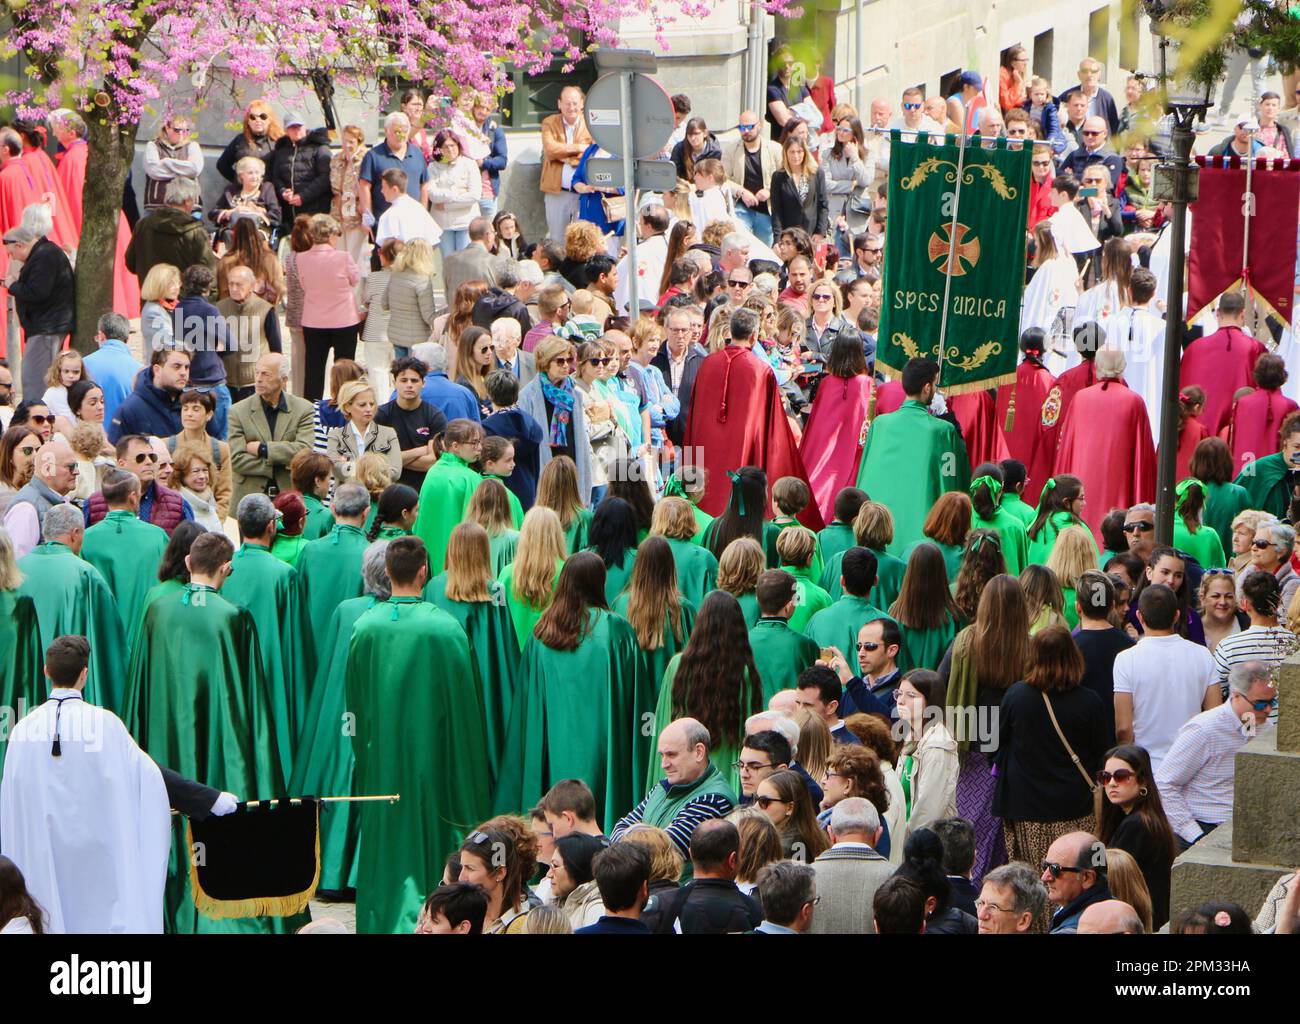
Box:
[940,370,1018,398]
[184,809,321,920]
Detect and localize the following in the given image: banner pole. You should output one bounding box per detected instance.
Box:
[1241,142,1255,307]
[935,120,971,370]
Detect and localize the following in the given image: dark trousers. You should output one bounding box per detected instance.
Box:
[302,323,360,401]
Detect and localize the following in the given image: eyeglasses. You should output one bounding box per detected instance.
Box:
[732,760,772,772]
[1095,768,1137,785]
[753,795,787,809]
[1041,861,1084,879]
[823,772,849,782]
[856,641,881,651]
[835,126,853,134]
[902,102,921,111]
[1122,521,1153,533]
[1251,539,1275,550]
[728,278,751,287]
[974,899,1013,913]
[133,452,159,464]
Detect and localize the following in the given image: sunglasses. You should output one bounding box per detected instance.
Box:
[753,795,787,809]
[585,357,612,366]
[134,451,159,464]
[28,414,52,425]
[739,123,757,132]
[856,641,881,651]
[1082,130,1104,136]
[812,293,834,301]
[1246,696,1279,712]
[17,445,38,456]
[835,126,853,133]
[1095,768,1136,785]
[1041,861,1084,879]
[728,279,751,287]
[902,102,921,111]
[1122,521,1153,533]
[248,112,270,121]
[1251,539,1275,550]
[1203,567,1235,577]
[465,830,491,846]
[553,356,577,366]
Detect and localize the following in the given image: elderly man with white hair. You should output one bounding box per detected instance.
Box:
[227,352,316,509]
[809,797,892,934]
[1053,346,1156,538]
[216,263,284,403]
[610,717,737,870]
[487,316,536,384]
[407,340,481,422]
[1157,660,1277,847]
[6,205,75,399]
[744,707,824,806]
[358,111,430,231]
[3,438,79,558]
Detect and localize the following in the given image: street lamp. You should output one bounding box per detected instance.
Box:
[1146,3,1214,547]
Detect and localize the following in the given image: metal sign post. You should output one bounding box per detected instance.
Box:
[619,71,639,318]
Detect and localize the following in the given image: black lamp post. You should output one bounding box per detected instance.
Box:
[1147,7,1215,547]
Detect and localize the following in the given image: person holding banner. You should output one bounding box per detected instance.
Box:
[1053,347,1155,539]
[856,358,969,555]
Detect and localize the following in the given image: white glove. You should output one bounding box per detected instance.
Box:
[929,392,948,416]
[210,792,239,816]
[361,211,375,229]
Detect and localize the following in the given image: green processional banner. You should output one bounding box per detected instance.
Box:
[877,131,1031,395]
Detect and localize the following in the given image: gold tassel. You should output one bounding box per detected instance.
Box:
[185,810,321,920]
[1004,381,1016,433]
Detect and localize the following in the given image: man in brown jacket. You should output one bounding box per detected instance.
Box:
[541,86,593,242]
[217,266,283,403]
[228,352,314,509]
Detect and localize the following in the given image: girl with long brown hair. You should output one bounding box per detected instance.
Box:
[436,279,489,346]
[613,536,694,703]
[953,528,1007,623]
[1095,743,1178,929]
[941,574,1031,882]
[452,325,495,417]
[754,768,831,861]
[890,542,962,671]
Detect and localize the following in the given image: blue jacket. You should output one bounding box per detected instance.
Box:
[575,916,651,934]
[1021,98,1067,155]
[479,116,508,196]
[483,407,544,509]
[109,369,184,444]
[175,295,231,387]
[83,338,144,426]
[400,372,481,424]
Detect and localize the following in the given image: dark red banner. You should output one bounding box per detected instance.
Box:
[1187,156,1300,324]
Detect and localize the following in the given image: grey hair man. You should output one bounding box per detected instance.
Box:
[227,351,315,508]
[42,501,87,553]
[754,861,818,933]
[810,797,892,934]
[1156,660,1277,846]
[1123,501,1158,560]
[609,717,736,871]
[360,539,393,600]
[2,439,79,558]
[236,492,279,547]
[411,341,447,374]
[728,307,760,349]
[331,482,372,525]
[977,861,1047,934]
[124,173,215,288]
[1077,899,1145,934]
[719,233,752,275]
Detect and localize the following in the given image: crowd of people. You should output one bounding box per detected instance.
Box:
[0,50,1298,937]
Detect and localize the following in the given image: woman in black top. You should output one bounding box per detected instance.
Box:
[993,625,1109,873]
[1095,743,1178,929]
[769,135,828,240]
[670,117,722,184]
[893,828,978,934]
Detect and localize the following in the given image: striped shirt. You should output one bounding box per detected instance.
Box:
[611,789,734,856]
[1155,700,1271,842]
[1211,625,1293,724]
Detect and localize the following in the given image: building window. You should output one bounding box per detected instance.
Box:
[1034,30,1054,81]
[1089,6,1111,70]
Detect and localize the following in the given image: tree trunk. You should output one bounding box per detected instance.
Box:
[73,116,139,354]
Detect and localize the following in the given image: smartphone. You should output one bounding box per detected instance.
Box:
[820,648,837,663]
[1078,186,1100,198]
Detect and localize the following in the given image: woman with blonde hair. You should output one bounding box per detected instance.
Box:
[651,496,718,608]
[173,441,223,532]
[1104,847,1155,933]
[704,310,733,353]
[325,379,401,484]
[727,809,783,896]
[821,500,906,609]
[523,905,572,934]
[139,262,182,352]
[618,825,686,916]
[297,213,362,400]
[466,477,519,574]
[0,525,41,721]
[793,707,832,786]
[351,453,394,529]
[715,536,765,627]
[216,99,282,183]
[41,350,84,425]
[426,522,522,771]
[573,339,621,501]
[498,505,567,649]
[1229,508,1273,574]
[561,221,606,287]
[383,239,438,358]
[1020,563,1068,633]
[534,453,592,554]
[769,135,828,238]
[1046,525,1100,628]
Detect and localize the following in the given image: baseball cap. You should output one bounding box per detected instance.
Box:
[959,71,983,89]
[1237,117,1260,131]
[285,116,306,128]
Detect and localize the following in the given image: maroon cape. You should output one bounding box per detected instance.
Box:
[874,380,906,416]
[951,390,1009,475]
[1042,358,1096,473]
[801,374,873,522]
[0,159,42,358]
[995,359,1057,503]
[1179,326,1267,434]
[21,146,77,250]
[1229,388,1300,471]
[684,345,823,528]
[1055,377,1156,537]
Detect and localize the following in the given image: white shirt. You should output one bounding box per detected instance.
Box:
[375,193,442,247]
[1112,633,1217,771]
[561,119,580,190]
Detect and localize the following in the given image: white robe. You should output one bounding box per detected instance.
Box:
[375,193,442,248]
[1022,254,1081,375]
[0,690,171,933]
[1048,203,1100,256]
[1111,306,1169,434]
[614,232,668,314]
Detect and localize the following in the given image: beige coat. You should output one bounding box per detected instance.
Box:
[325,421,402,485]
[722,138,783,196]
[902,720,959,837]
[228,391,316,509]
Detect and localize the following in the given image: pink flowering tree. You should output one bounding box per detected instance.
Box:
[1,0,793,350]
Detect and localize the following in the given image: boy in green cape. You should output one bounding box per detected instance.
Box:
[748,570,821,702]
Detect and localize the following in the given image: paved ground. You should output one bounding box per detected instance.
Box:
[308,894,357,933]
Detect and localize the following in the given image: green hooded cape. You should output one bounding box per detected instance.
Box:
[971,506,1030,576]
[413,452,483,574]
[0,591,43,787]
[424,574,522,779]
[748,617,822,701]
[1026,509,1097,566]
[17,541,126,713]
[610,595,695,704]
[1233,453,1292,520]
[80,510,168,663]
[288,595,378,893]
[125,583,299,934]
[298,524,370,685]
[562,506,594,554]
[1000,492,1037,528]
[220,543,309,779]
[782,563,833,632]
[498,557,564,650]
[302,493,335,540]
[816,521,856,569]
[856,399,970,553]
[804,595,897,664]
[494,608,651,828]
[820,546,906,610]
[488,529,520,576]
[1205,480,1252,556]
[345,597,492,934]
[663,535,718,607]
[897,614,960,672]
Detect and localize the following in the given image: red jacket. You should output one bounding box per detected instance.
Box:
[85,481,191,535]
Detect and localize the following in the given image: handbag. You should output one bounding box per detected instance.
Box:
[602,194,627,224]
[1041,691,1101,795]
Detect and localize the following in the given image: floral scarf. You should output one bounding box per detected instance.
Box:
[541,374,576,448]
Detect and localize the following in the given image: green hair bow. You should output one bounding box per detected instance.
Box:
[970,475,1004,506]
[1175,477,1204,512]
[728,470,746,517]
[663,474,688,499]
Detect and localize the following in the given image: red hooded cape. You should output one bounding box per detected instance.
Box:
[1229,388,1300,471]
[684,345,823,528]
[951,390,1010,475]
[20,146,77,250]
[55,139,142,318]
[0,159,44,358]
[801,373,873,522]
[1174,416,1210,482]
[873,379,906,416]
[995,359,1057,503]
[1179,326,1267,434]
[1054,377,1156,538]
